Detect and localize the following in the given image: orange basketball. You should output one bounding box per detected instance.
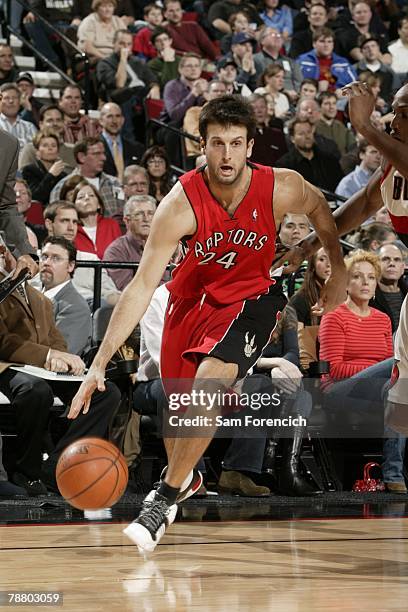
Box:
[56,437,128,510]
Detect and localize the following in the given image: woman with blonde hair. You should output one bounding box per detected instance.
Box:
[319,249,405,491]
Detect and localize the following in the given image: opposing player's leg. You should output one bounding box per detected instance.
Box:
[385,296,408,435]
[123,357,237,553]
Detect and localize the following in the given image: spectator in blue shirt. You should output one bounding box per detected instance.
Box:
[336,139,381,200]
[297,27,357,97]
[258,0,293,45]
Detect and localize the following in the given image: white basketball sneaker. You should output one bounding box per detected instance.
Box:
[123,490,178,554]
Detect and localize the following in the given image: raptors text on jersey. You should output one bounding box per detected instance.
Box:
[167,163,277,304]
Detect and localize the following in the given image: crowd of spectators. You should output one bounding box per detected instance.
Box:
[0,0,408,498]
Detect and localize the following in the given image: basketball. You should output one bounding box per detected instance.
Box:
[56,437,128,510]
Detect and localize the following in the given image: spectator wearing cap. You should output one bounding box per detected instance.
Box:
[163,0,217,62]
[220,11,258,55]
[0,44,18,86]
[147,28,181,91]
[254,27,303,103]
[216,57,252,96]
[353,37,396,104]
[223,31,258,91]
[16,73,42,128]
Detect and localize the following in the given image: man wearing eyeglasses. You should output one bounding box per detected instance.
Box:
[103,195,170,291]
[40,235,91,356]
[0,236,120,496]
[253,27,303,103]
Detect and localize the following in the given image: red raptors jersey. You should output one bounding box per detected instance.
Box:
[381,165,408,247]
[167,163,277,304]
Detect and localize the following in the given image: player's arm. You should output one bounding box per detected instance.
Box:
[343,81,408,180]
[272,168,383,272]
[274,170,347,311]
[68,184,196,418]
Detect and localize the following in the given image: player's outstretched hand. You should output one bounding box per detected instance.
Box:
[68,368,106,419]
[341,81,376,132]
[318,269,348,313]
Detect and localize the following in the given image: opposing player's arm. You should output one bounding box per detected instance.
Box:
[274,170,345,268]
[92,183,196,371]
[271,168,383,271]
[274,170,347,311]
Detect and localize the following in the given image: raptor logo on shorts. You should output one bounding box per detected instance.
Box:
[244,332,257,358]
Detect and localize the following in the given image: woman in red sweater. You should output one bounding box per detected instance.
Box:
[319,250,402,488]
[72,181,122,259]
[319,249,393,384]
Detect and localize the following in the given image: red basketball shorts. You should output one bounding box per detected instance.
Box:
[160,283,286,382]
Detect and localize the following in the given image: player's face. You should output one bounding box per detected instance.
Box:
[347,261,377,302]
[202,124,253,186]
[390,86,408,144]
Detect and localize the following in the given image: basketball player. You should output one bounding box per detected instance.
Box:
[69,96,347,553]
[276,81,408,437]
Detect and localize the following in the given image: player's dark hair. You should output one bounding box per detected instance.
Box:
[199,95,256,142]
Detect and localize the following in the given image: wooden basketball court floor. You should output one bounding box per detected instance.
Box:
[1,512,408,611]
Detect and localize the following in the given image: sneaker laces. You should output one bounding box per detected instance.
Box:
[137,495,173,536]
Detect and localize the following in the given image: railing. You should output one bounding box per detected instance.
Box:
[4,0,91,111]
[77,235,355,312]
[76,261,176,313]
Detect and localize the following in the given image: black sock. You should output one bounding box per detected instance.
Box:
[157,481,180,505]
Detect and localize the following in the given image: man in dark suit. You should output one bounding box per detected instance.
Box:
[39,236,92,356]
[99,102,145,181]
[0,245,120,495]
